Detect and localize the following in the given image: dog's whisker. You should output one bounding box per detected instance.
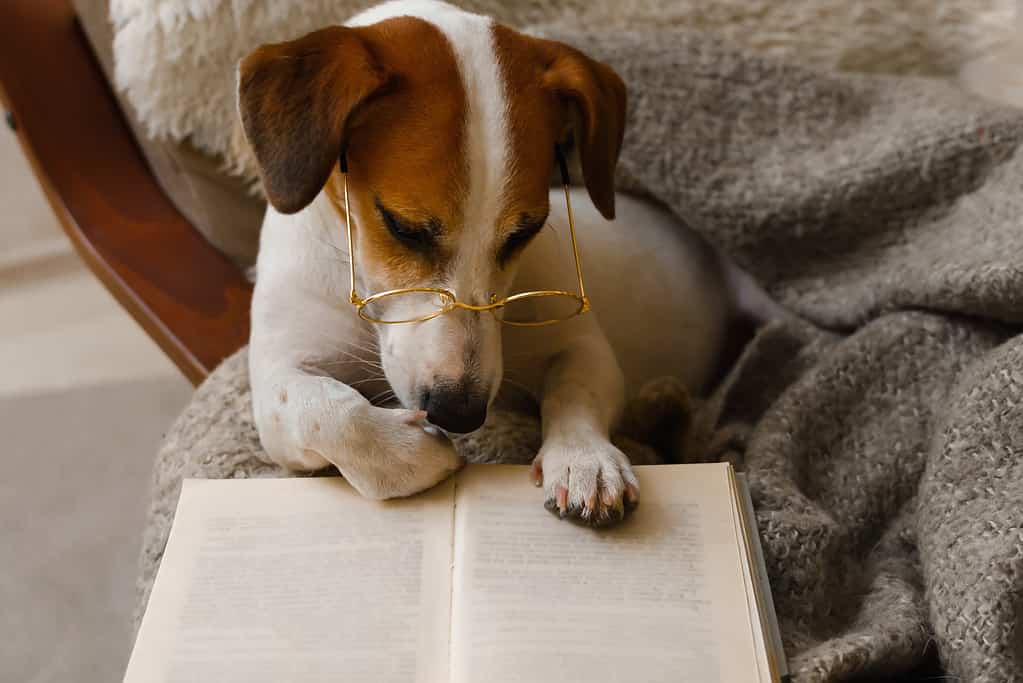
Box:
[279,324,384,357]
[335,336,380,351]
[348,376,388,389]
[302,226,352,256]
[310,254,353,270]
[343,341,380,354]
[322,346,382,362]
[341,369,385,379]
[368,389,397,405]
[316,363,384,376]
[302,240,349,258]
[318,357,384,370]
[302,243,352,266]
[323,347,377,359]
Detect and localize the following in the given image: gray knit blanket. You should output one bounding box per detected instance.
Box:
[135,28,1023,682]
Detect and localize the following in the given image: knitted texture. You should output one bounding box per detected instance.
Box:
[130,22,1023,683]
[573,27,1023,679]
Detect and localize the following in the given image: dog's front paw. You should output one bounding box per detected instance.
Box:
[332,405,465,500]
[531,440,640,526]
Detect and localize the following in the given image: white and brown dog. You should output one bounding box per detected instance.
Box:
[240,0,754,525]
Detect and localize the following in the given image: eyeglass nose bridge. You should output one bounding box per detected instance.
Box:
[447,295,504,313]
[353,288,501,323]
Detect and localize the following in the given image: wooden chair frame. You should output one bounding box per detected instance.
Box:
[0,1,252,386]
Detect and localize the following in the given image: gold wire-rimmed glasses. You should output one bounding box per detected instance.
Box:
[342,148,590,327]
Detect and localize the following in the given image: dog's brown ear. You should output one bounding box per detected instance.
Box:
[541,45,626,220]
[238,26,389,214]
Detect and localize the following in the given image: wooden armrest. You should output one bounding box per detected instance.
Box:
[0,1,252,386]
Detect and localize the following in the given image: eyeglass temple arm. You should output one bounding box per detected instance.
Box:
[340,152,361,305]
[555,144,588,305]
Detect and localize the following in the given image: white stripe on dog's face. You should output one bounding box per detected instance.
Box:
[345,1,516,429]
[360,1,516,297]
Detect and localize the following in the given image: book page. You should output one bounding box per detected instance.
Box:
[449,464,762,683]
[124,477,454,683]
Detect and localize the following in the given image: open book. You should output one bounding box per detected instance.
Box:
[125,464,787,682]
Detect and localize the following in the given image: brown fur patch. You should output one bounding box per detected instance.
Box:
[492,25,565,239]
[492,25,627,222]
[323,17,467,289]
[238,26,389,214]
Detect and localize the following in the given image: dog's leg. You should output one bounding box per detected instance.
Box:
[249,222,463,499]
[530,333,639,526]
[251,363,463,499]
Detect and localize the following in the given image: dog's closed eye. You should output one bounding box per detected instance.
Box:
[498,214,548,266]
[376,200,440,254]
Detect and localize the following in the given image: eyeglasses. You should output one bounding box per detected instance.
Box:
[342,147,590,327]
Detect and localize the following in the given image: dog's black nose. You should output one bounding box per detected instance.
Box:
[420,382,488,434]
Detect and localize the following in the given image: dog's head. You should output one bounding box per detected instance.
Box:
[238,2,625,433]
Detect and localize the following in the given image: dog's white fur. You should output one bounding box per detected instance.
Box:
[249,1,738,520]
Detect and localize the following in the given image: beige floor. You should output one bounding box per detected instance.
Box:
[0,127,186,395]
[0,260,189,395]
[0,122,194,682]
[0,114,64,261]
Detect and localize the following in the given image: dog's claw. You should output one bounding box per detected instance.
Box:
[530,461,543,487]
[625,484,640,506]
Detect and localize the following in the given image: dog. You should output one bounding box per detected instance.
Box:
[239,0,757,525]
